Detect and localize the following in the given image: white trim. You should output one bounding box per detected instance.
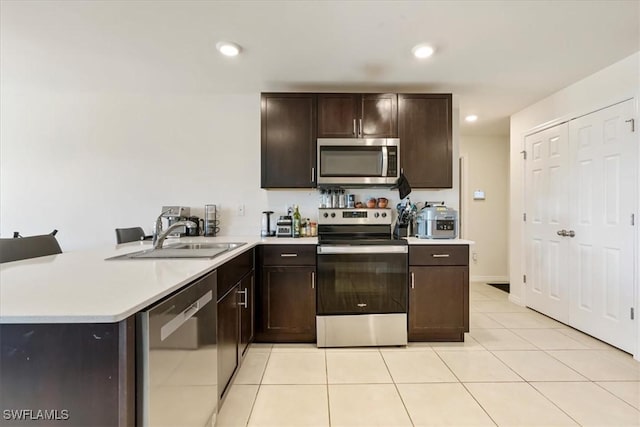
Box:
[470,275,509,283]
[509,293,524,307]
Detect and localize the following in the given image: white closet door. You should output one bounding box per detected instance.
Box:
[568,99,637,353]
[525,123,570,323]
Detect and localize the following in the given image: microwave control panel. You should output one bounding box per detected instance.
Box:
[386,147,398,177]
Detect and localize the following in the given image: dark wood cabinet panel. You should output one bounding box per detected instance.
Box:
[239,272,254,357]
[398,94,452,188]
[409,245,469,266]
[256,266,316,342]
[361,93,398,137]
[261,93,317,188]
[261,244,316,266]
[409,266,468,341]
[317,94,359,138]
[217,285,239,398]
[218,248,254,297]
[317,93,397,138]
[0,319,135,427]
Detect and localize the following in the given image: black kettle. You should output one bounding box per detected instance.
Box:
[186,216,204,236]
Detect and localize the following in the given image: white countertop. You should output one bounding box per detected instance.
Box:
[0,235,471,324]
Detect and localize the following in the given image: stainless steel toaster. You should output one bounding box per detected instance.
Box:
[416,205,458,239]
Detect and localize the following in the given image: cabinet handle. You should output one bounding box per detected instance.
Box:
[311,167,315,183]
[432,254,450,258]
[353,119,357,136]
[359,118,363,137]
[411,272,415,289]
[280,253,298,257]
[311,271,315,289]
[237,288,248,308]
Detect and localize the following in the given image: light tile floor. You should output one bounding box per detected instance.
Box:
[217,282,640,426]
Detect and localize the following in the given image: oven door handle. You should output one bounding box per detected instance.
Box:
[317,245,408,254]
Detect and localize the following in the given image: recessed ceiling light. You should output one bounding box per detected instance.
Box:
[216,41,241,57]
[465,115,478,122]
[412,44,434,59]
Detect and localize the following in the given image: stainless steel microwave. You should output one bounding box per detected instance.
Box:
[317,138,400,186]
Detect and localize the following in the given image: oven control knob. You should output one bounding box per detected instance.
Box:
[323,212,329,218]
[381,212,387,218]
[330,213,336,218]
[374,212,380,218]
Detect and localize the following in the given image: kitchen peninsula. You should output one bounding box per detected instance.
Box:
[0,235,472,426]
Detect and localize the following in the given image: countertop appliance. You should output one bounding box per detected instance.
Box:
[276,215,293,237]
[316,208,408,347]
[137,271,217,427]
[317,138,400,186]
[162,206,191,237]
[261,211,275,237]
[416,204,458,239]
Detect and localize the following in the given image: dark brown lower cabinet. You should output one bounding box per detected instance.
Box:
[256,266,316,342]
[0,319,135,427]
[409,245,469,342]
[217,284,239,399]
[409,266,468,341]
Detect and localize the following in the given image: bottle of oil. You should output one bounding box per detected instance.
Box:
[292,205,301,238]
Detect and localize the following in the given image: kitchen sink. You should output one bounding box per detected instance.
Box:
[106,242,246,260]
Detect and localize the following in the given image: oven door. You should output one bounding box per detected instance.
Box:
[316,245,408,315]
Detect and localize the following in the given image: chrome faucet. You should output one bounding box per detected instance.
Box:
[154,220,197,250]
[152,208,174,246]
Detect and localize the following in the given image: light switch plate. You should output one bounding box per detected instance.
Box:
[473,190,486,200]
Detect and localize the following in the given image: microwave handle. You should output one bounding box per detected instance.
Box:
[381,146,389,177]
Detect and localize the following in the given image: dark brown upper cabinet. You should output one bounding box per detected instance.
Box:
[398,94,452,188]
[261,93,317,188]
[317,93,398,138]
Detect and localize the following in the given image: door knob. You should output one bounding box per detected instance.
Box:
[557,229,568,236]
[567,230,575,238]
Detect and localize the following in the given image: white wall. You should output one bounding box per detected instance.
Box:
[460,135,509,282]
[1,78,461,251]
[509,51,640,305]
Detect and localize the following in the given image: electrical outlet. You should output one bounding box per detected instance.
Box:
[237,204,245,216]
[472,252,478,263]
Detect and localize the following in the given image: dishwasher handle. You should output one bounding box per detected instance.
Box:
[160,290,213,342]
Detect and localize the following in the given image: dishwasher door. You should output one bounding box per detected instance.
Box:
[138,270,217,427]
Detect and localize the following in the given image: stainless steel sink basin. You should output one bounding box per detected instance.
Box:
[107,242,246,260]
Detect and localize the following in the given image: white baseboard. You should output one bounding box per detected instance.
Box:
[470,275,509,283]
[508,294,524,306]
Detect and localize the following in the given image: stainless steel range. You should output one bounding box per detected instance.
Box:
[316,208,408,347]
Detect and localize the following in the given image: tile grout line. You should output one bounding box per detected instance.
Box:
[324,349,331,427]
[244,346,273,427]
[378,348,416,427]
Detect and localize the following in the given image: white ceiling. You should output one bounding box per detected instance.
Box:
[1,0,638,135]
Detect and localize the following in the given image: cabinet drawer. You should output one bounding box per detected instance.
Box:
[218,248,254,299]
[261,245,316,266]
[409,245,469,266]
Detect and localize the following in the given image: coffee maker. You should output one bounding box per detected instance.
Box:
[162,206,190,237]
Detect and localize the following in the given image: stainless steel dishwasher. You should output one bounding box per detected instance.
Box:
[138,270,217,427]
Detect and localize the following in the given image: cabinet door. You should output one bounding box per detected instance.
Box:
[257,266,316,342]
[409,266,467,341]
[361,93,397,138]
[261,93,317,188]
[317,94,359,138]
[217,284,239,398]
[399,94,452,188]
[239,272,254,356]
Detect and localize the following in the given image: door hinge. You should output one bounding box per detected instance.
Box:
[631,307,635,320]
[523,213,527,222]
[523,274,527,284]
[521,150,527,160]
[632,214,635,226]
